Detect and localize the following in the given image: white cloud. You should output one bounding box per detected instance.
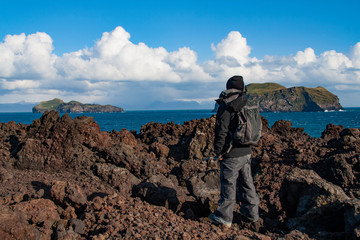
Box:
[294,48,316,65]
[334,84,360,91]
[211,31,251,66]
[166,47,211,81]
[56,26,181,82]
[350,42,360,68]
[1,79,40,89]
[94,26,131,59]
[0,26,360,107]
[319,50,352,69]
[0,88,65,104]
[0,32,57,79]
[0,44,15,76]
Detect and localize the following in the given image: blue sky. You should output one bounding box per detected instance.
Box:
[0,0,360,109]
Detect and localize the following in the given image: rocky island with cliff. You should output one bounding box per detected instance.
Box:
[246,83,343,112]
[32,98,124,113]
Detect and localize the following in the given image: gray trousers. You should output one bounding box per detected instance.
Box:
[215,154,260,223]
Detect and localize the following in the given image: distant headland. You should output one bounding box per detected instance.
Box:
[246,83,343,112]
[32,98,124,113]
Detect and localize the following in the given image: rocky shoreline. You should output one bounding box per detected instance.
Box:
[0,111,359,239]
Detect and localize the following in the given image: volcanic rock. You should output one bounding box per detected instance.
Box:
[93,163,140,195]
[0,205,41,240]
[280,167,360,239]
[0,110,359,239]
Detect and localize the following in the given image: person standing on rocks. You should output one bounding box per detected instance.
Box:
[209,75,260,228]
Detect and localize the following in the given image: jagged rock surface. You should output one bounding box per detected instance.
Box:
[0,110,359,239]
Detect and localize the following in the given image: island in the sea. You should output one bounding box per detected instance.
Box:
[32,98,124,113]
[213,83,343,112]
[246,83,343,112]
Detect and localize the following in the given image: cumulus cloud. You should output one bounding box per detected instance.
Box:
[319,50,352,69]
[0,32,57,79]
[0,26,360,108]
[350,42,360,68]
[294,48,316,65]
[56,26,181,82]
[165,47,211,81]
[211,31,252,66]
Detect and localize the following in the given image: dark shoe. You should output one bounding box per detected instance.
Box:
[239,211,259,223]
[208,213,232,228]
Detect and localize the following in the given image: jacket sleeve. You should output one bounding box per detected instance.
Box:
[214,104,231,156]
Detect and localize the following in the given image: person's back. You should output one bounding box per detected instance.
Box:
[214,87,251,159]
[209,75,260,228]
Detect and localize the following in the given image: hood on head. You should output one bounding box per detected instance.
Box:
[226,76,244,91]
[216,89,247,112]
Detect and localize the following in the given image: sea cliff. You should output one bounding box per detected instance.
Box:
[246,83,343,112]
[0,111,359,239]
[32,98,124,113]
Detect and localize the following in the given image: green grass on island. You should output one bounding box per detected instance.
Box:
[36,98,64,110]
[247,83,286,94]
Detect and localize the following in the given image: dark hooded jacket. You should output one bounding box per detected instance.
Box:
[214,89,252,158]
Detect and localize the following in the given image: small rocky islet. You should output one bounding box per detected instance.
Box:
[0,110,359,239]
[32,98,124,113]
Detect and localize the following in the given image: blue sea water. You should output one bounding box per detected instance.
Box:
[1,108,360,138]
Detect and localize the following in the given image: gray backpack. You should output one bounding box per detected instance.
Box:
[232,104,262,145]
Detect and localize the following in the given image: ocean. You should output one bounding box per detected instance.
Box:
[1,108,360,138]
